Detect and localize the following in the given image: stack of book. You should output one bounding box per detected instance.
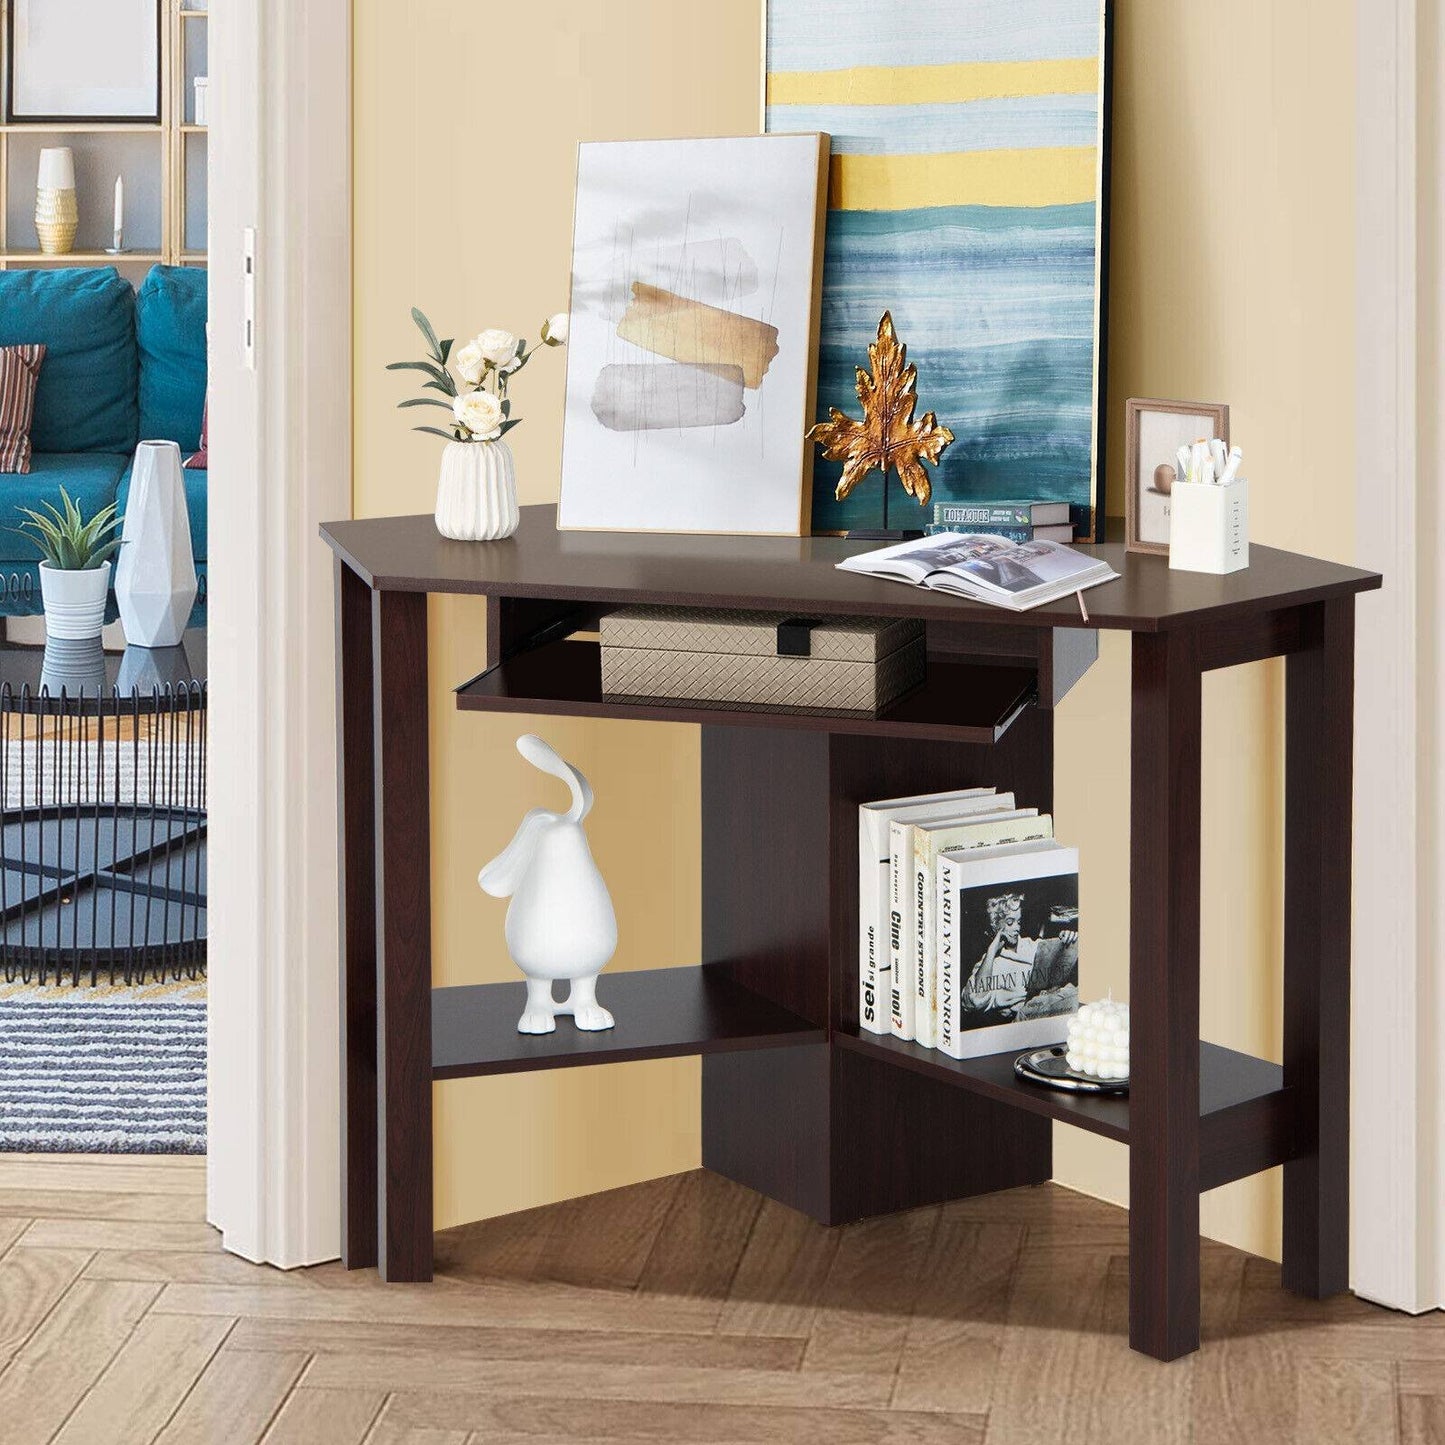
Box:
[858,787,1079,1059]
[927,500,1075,544]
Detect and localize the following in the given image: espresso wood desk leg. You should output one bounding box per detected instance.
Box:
[1283,596,1355,1298]
[1129,628,1203,1360]
[372,588,433,1281]
[335,559,378,1269]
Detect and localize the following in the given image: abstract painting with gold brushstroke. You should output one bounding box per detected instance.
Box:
[558,134,830,535]
[766,0,1110,536]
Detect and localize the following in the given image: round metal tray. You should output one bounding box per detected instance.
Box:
[1014,1045,1129,1095]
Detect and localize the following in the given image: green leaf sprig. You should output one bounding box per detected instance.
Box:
[387,307,461,441]
[388,307,565,444]
[13,488,124,571]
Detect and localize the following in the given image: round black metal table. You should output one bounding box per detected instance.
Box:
[0,630,207,985]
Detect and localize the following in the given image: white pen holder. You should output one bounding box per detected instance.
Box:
[1169,479,1249,574]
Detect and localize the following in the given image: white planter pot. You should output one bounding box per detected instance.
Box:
[434,439,519,541]
[40,561,111,641]
[115,439,199,648]
[40,636,107,697]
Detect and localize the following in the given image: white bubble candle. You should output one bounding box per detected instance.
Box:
[1065,995,1129,1081]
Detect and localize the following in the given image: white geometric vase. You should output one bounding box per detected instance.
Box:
[434,439,519,541]
[117,637,194,695]
[115,440,198,648]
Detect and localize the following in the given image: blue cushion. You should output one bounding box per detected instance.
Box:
[0,269,138,455]
[117,462,207,564]
[0,452,129,565]
[136,267,207,448]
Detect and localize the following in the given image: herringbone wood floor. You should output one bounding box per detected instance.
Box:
[0,1155,1441,1443]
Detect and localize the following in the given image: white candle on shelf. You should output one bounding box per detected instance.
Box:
[113,177,124,249]
[1065,995,1129,1080]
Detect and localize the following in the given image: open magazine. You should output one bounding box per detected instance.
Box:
[837,532,1117,612]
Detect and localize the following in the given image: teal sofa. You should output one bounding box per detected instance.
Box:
[0,266,207,618]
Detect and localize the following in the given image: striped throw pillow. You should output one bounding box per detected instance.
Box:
[184,395,208,470]
[0,344,46,474]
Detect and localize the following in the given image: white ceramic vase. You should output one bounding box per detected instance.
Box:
[115,440,199,648]
[40,561,111,641]
[434,439,519,541]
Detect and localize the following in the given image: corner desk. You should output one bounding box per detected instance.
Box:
[321,505,1380,1361]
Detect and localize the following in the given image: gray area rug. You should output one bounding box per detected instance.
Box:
[3,739,206,810]
[0,997,205,1153]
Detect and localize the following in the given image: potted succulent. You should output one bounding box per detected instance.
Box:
[14,488,124,641]
[389,307,567,541]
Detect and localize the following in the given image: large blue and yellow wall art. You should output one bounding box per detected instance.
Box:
[766,0,1110,535]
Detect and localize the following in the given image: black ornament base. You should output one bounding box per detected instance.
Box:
[843,528,926,543]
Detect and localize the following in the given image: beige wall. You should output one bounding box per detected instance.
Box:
[353,0,1355,1258]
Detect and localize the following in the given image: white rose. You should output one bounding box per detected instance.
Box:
[452,388,504,441]
[452,339,486,386]
[475,328,520,368]
[542,312,569,346]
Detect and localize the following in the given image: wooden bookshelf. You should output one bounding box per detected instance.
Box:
[322,504,1381,1362]
[0,0,206,270]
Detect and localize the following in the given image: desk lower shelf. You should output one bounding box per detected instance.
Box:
[430,964,1299,1193]
[839,1030,1299,1191]
[432,965,823,1079]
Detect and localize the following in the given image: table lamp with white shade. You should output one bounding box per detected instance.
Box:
[36,147,78,255]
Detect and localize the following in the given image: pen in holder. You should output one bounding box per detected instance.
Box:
[1169,477,1249,574]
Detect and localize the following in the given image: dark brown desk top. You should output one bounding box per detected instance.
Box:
[321,506,1381,633]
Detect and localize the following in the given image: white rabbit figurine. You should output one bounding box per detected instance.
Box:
[478,734,618,1034]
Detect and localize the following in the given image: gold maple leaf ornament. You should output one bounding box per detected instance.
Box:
[808,312,955,510]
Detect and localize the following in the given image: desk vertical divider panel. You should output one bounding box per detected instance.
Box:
[322,507,1382,1356]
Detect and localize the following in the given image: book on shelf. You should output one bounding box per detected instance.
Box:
[924,522,1076,545]
[934,500,1072,528]
[937,841,1080,1060]
[837,533,1116,612]
[909,809,1055,1049]
[856,787,999,1036]
[887,792,1018,1040]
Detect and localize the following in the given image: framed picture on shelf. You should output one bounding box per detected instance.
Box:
[1123,397,1230,555]
[557,133,830,536]
[6,0,162,124]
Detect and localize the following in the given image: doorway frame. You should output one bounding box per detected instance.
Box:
[1351,0,1442,1314]
[205,0,350,1267]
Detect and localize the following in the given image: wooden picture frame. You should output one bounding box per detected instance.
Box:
[5,0,163,125]
[1123,398,1230,556]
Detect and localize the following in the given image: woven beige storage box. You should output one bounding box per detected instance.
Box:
[599,606,925,715]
